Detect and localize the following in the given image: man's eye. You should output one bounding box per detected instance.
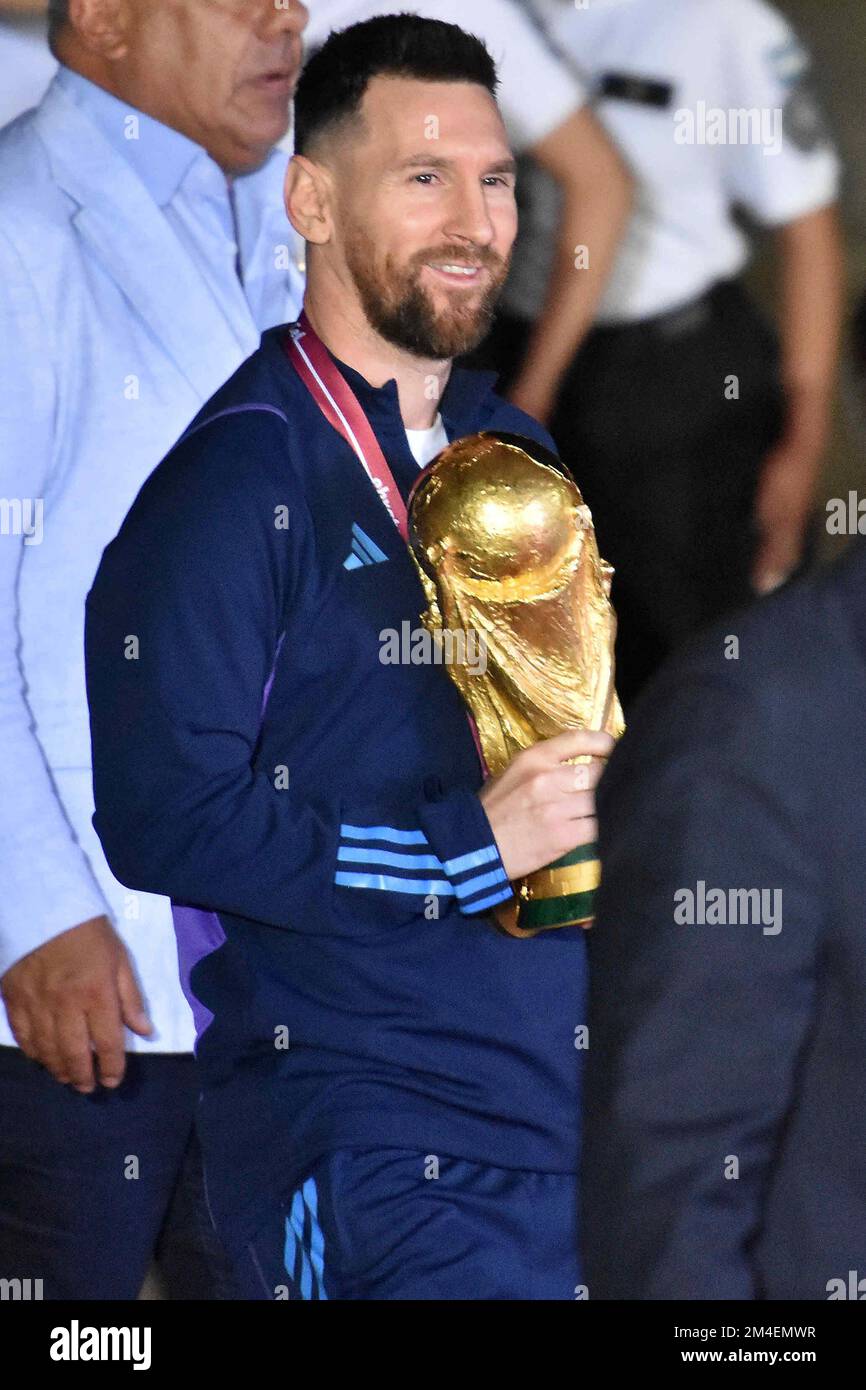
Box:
[413,172,439,185]
[483,176,510,188]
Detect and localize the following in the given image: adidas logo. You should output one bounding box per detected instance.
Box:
[344,523,390,570]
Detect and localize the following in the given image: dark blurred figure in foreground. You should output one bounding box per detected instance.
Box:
[583,533,866,1299]
[478,0,844,705]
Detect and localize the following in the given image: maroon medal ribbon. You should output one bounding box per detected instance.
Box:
[283,312,408,541]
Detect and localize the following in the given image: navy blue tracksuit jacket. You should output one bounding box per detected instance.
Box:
[85,327,586,1259]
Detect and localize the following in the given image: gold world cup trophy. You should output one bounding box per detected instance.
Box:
[407,432,625,938]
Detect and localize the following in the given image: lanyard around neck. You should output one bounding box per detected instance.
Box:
[283,313,409,541]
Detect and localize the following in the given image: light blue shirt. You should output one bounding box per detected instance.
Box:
[0,68,305,1050]
[0,16,56,127]
[56,67,298,353]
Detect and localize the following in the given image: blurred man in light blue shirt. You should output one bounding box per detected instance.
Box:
[0,0,307,1298]
[0,3,56,127]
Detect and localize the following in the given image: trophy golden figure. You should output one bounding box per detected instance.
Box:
[407,431,625,938]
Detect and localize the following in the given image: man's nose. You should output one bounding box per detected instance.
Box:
[443,180,497,248]
[257,0,309,39]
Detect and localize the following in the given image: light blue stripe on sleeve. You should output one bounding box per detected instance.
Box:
[340,824,429,846]
[303,1177,328,1301]
[455,866,509,899]
[335,871,455,895]
[286,1190,313,1300]
[338,846,443,872]
[461,885,514,914]
[443,844,500,877]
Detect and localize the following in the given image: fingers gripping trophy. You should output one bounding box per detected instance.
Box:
[408,432,625,938]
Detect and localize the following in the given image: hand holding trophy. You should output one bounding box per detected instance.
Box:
[407,431,625,938]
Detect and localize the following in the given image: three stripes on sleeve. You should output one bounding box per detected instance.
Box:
[336,823,513,915]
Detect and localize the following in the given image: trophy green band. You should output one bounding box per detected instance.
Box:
[517,841,601,930]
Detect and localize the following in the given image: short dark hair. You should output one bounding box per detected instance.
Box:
[47,0,69,52]
[294,12,499,158]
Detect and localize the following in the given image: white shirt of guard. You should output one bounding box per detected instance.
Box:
[0,68,305,1052]
[304,0,587,152]
[505,0,840,324]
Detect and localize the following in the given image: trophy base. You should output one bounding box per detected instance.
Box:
[513,843,600,937]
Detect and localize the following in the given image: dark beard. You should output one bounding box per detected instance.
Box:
[345,234,508,360]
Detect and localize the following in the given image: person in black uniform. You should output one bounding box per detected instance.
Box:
[474,0,844,705]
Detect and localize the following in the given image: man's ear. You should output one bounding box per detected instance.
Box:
[68,0,130,61]
[285,155,334,247]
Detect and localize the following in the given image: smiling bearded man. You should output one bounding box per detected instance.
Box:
[344,223,507,360]
[85,14,613,1301]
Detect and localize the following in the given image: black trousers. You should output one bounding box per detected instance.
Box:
[471,282,796,707]
[0,1046,237,1299]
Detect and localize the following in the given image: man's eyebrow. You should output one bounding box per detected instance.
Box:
[396,154,518,176]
